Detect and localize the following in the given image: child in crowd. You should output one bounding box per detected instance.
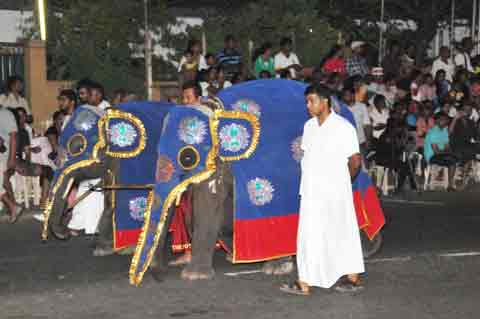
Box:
[418,74,436,102]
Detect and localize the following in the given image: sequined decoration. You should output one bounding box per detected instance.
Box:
[232,99,261,117]
[247,178,274,206]
[73,110,97,131]
[110,122,138,147]
[291,136,304,163]
[178,116,208,145]
[129,197,148,221]
[219,123,250,153]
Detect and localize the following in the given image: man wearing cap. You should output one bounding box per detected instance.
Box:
[346,41,369,77]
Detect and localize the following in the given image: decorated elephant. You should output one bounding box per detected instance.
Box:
[42,101,174,255]
[129,79,385,286]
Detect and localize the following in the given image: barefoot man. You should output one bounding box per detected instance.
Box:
[281,83,364,295]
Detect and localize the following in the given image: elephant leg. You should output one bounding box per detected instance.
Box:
[150,205,176,282]
[182,169,228,280]
[49,163,105,240]
[93,157,118,257]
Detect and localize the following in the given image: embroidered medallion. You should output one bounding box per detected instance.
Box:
[232,99,261,117]
[178,116,208,145]
[73,110,97,131]
[247,178,275,206]
[219,123,250,153]
[291,136,303,163]
[129,197,148,221]
[110,122,138,147]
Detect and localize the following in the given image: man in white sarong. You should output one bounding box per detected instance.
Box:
[281,84,364,296]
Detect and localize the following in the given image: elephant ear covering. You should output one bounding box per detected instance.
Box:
[217,79,385,263]
[130,106,215,286]
[111,102,175,251]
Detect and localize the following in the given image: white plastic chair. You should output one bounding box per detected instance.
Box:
[423,164,449,191]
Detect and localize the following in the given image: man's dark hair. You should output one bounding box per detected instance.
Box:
[59,89,77,104]
[182,80,202,98]
[52,110,64,122]
[205,53,215,60]
[225,34,235,43]
[280,37,293,47]
[373,94,386,106]
[76,78,94,91]
[5,75,23,92]
[304,84,332,106]
[435,111,449,120]
[89,82,105,98]
[341,86,355,96]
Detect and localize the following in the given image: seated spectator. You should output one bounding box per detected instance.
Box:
[431,46,455,83]
[320,45,346,75]
[45,111,65,163]
[434,70,451,106]
[254,42,275,78]
[424,112,458,191]
[416,104,435,151]
[369,94,390,142]
[178,50,198,83]
[449,104,480,163]
[200,67,217,97]
[275,37,302,79]
[410,71,423,102]
[217,67,232,91]
[197,53,217,82]
[216,35,243,81]
[112,88,128,106]
[346,41,369,77]
[380,74,398,109]
[418,74,437,102]
[374,118,417,194]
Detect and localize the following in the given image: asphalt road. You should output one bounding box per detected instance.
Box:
[1,191,480,319]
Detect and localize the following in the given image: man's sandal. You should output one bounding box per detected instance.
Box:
[334,277,364,293]
[280,281,310,296]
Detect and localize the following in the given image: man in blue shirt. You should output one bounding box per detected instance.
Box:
[424,112,458,191]
[216,35,243,81]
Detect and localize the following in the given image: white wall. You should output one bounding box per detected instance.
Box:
[0,10,33,43]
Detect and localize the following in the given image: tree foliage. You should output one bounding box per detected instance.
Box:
[27,0,175,96]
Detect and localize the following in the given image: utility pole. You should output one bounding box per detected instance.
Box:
[144,0,153,100]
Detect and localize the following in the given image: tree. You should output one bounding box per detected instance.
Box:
[24,0,177,96]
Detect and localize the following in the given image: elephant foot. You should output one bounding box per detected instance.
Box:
[92,244,115,257]
[262,258,295,276]
[50,224,71,241]
[168,252,192,267]
[181,265,215,281]
[150,265,168,283]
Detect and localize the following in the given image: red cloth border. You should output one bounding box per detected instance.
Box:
[233,214,298,262]
[114,229,142,250]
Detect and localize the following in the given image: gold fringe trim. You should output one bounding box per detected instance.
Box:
[103,109,147,159]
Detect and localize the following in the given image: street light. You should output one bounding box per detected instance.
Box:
[37,0,47,41]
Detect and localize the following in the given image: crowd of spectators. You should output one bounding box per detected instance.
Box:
[177,34,480,194]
